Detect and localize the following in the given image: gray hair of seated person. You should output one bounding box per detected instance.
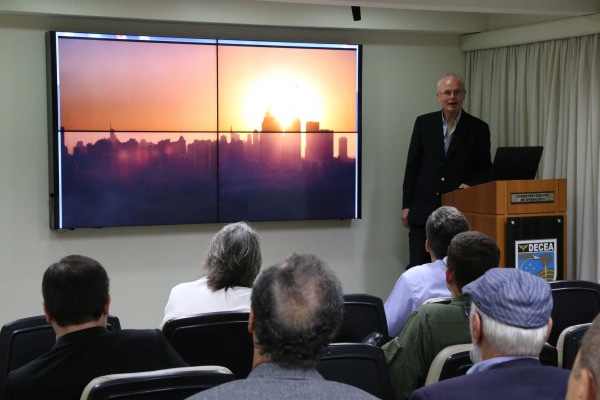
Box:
[470,303,548,357]
[251,253,344,368]
[205,222,262,291]
[571,313,600,395]
[425,206,470,260]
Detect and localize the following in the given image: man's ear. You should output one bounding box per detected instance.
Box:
[425,239,431,253]
[103,293,111,316]
[248,309,255,334]
[437,91,443,104]
[43,302,52,323]
[445,267,454,285]
[546,318,553,341]
[471,311,482,344]
[578,368,597,400]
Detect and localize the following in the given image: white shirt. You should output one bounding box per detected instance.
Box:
[384,258,451,337]
[162,276,252,326]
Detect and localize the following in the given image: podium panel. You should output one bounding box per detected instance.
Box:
[442,179,567,279]
[506,216,565,280]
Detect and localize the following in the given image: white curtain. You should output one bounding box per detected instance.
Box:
[465,34,600,281]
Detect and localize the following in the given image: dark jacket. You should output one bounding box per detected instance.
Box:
[403,110,492,225]
[409,358,569,400]
[7,327,187,400]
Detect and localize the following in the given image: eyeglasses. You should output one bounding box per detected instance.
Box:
[438,90,466,98]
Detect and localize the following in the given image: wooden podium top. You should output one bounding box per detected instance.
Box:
[442,179,566,216]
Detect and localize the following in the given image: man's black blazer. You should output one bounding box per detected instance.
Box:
[7,327,188,400]
[402,110,492,226]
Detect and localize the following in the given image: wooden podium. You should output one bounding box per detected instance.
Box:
[442,179,567,278]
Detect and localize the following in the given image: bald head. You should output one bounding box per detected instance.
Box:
[251,253,344,368]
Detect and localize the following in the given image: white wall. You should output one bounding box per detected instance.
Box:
[0,13,465,328]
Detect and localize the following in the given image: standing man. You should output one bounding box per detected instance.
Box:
[402,73,492,268]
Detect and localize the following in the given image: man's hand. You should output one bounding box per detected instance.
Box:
[458,183,470,189]
[401,208,410,229]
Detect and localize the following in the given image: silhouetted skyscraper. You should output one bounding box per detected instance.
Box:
[338,136,348,160]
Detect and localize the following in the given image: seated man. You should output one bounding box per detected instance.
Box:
[7,255,187,400]
[383,231,500,400]
[385,206,469,337]
[410,268,570,400]
[186,253,378,399]
[566,313,600,400]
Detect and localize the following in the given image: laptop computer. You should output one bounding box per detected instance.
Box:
[489,146,543,181]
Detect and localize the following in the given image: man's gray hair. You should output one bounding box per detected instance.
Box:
[205,221,262,291]
[470,303,548,357]
[425,206,469,259]
[437,73,466,91]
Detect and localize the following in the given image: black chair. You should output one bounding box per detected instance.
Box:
[424,344,472,385]
[557,323,591,369]
[0,314,121,400]
[334,294,389,344]
[161,312,253,379]
[539,342,559,367]
[316,343,393,400]
[548,280,600,346]
[81,366,235,400]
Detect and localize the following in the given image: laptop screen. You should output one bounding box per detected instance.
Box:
[489,146,543,181]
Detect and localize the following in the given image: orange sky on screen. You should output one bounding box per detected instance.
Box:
[59,38,358,157]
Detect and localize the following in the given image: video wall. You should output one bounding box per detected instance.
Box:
[46,32,362,229]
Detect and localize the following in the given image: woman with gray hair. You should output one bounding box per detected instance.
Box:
[162,222,262,325]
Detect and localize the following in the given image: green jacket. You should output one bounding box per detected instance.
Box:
[382,296,472,400]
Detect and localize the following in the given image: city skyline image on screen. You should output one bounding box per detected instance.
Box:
[47,32,362,229]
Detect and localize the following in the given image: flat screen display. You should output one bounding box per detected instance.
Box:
[46,32,362,229]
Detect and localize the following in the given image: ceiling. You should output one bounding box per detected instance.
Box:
[253,0,600,33]
[0,0,598,35]
[258,0,600,16]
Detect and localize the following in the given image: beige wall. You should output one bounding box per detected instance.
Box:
[0,13,465,328]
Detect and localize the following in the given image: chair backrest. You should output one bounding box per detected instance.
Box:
[549,280,600,346]
[0,315,121,400]
[422,297,452,306]
[557,323,591,369]
[161,311,253,379]
[424,343,472,385]
[334,294,389,344]
[316,343,393,400]
[539,342,559,367]
[80,366,235,400]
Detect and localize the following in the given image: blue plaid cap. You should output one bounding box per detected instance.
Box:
[463,268,552,328]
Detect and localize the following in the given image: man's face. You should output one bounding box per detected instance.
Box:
[437,76,466,117]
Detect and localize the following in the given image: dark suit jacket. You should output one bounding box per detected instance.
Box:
[403,110,492,225]
[409,358,570,400]
[7,327,188,400]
